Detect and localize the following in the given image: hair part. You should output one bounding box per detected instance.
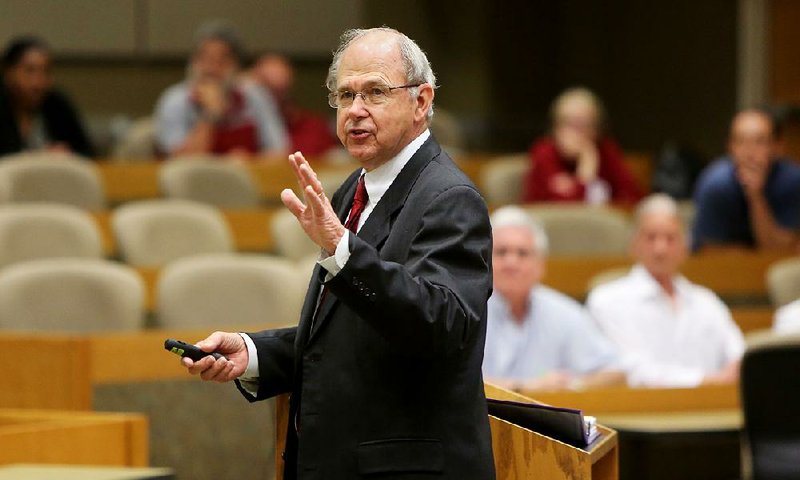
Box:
[2,35,49,72]
[490,206,549,256]
[325,27,437,122]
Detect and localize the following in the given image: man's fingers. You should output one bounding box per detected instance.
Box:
[281,188,306,218]
[305,185,326,217]
[298,163,325,197]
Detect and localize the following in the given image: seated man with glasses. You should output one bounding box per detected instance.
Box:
[484,206,625,392]
[182,27,496,479]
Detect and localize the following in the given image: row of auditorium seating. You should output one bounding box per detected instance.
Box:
[0,150,653,209]
[0,253,308,333]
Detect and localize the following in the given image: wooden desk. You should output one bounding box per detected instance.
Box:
[598,410,743,480]
[0,409,148,467]
[545,251,790,301]
[525,384,740,417]
[0,465,173,480]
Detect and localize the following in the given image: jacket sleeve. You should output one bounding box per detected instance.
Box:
[235,326,297,402]
[324,184,492,358]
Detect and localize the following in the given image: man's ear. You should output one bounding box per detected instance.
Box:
[414,83,434,122]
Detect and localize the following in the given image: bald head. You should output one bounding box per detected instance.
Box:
[632,194,687,281]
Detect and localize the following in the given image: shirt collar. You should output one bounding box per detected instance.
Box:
[360,129,430,206]
[628,264,690,300]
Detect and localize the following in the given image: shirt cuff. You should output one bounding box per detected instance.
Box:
[318,231,351,281]
[238,333,259,379]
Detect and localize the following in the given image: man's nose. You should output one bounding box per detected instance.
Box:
[347,95,370,118]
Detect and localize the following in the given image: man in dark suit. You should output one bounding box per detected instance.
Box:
[182,27,495,479]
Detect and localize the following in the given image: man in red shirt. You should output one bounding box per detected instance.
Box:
[249,54,339,157]
[522,87,642,204]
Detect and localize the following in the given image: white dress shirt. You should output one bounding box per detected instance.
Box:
[774,299,800,334]
[239,129,431,386]
[586,264,745,387]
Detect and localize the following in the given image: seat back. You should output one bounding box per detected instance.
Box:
[0,258,145,332]
[741,332,800,480]
[271,209,319,262]
[0,203,103,268]
[767,257,800,307]
[523,204,632,255]
[0,152,106,209]
[480,154,528,205]
[160,157,261,208]
[157,253,305,328]
[112,200,233,267]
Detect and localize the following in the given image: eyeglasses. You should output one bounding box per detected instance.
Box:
[328,83,421,109]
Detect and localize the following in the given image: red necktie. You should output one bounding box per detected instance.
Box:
[344,175,368,233]
[312,175,368,327]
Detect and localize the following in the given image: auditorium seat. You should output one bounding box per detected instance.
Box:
[271,209,318,262]
[112,199,234,267]
[160,156,262,208]
[0,152,106,209]
[480,153,528,205]
[766,257,800,307]
[111,116,156,160]
[523,204,632,255]
[586,266,630,291]
[0,258,144,332]
[0,203,103,268]
[741,331,800,480]
[156,253,305,328]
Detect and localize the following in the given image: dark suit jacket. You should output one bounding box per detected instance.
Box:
[238,136,495,479]
[0,84,95,157]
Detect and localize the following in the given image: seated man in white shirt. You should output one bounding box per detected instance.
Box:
[774,298,800,334]
[483,206,625,392]
[587,193,745,387]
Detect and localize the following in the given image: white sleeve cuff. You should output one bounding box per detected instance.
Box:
[318,232,351,281]
[238,333,260,380]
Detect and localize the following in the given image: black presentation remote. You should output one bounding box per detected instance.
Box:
[164,338,224,361]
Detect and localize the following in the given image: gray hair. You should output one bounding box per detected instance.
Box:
[193,20,245,63]
[634,193,682,229]
[490,206,549,256]
[325,27,437,122]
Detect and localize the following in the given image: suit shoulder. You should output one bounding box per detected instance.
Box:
[423,150,480,193]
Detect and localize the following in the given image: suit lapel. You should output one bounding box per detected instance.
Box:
[306,137,442,343]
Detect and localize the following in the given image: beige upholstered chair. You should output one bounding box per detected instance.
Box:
[317,168,355,197]
[157,253,305,328]
[271,209,319,262]
[160,156,261,208]
[0,258,145,332]
[480,154,528,205]
[767,257,800,307]
[112,200,234,267]
[0,203,103,268]
[523,204,632,255]
[111,116,156,160]
[0,152,105,209]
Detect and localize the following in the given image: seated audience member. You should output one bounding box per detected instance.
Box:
[483,206,625,391]
[774,299,800,334]
[692,108,800,251]
[0,36,94,157]
[522,87,641,204]
[587,194,745,387]
[248,53,338,157]
[154,22,288,158]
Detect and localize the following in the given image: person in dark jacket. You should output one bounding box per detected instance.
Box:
[0,36,94,157]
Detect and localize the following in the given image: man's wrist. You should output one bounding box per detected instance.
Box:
[325,226,347,256]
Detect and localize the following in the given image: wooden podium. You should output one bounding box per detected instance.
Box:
[273,384,618,479]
